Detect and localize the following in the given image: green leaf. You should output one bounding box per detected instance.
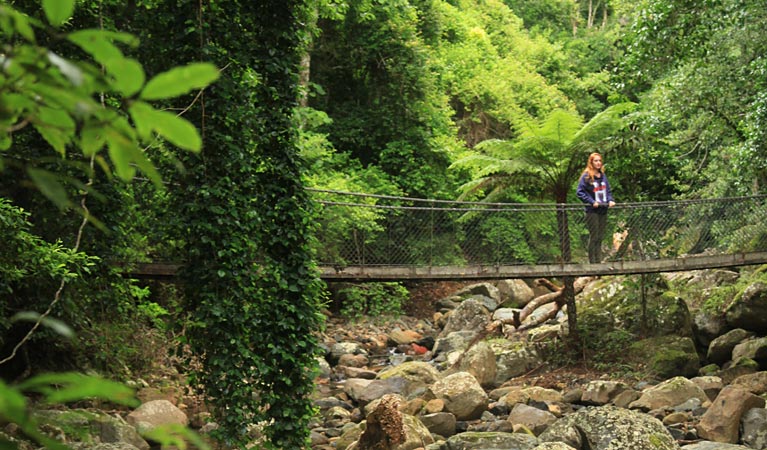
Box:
[140,63,219,100]
[8,8,35,42]
[29,84,99,117]
[80,121,106,156]
[18,372,139,407]
[105,128,137,181]
[67,30,125,64]
[34,107,75,155]
[109,58,145,97]
[27,168,72,210]
[105,124,162,186]
[129,101,201,151]
[42,0,74,27]
[127,101,154,141]
[11,312,74,338]
[0,380,28,425]
[1,92,36,113]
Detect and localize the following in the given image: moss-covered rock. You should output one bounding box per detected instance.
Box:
[633,335,701,379]
[539,405,679,450]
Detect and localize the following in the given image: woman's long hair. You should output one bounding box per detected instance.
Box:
[583,152,604,182]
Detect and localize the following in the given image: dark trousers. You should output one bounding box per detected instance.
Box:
[585,212,607,263]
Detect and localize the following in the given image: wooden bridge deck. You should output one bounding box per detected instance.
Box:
[125,251,767,281]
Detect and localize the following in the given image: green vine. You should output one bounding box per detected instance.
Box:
[136,1,327,448]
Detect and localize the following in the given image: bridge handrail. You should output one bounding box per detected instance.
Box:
[309,189,767,272]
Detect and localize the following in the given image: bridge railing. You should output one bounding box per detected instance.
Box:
[310,190,767,269]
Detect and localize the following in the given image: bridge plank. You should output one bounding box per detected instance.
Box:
[319,252,767,281]
[121,252,767,281]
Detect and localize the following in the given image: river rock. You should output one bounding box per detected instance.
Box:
[698,385,766,443]
[429,371,488,421]
[444,431,538,450]
[725,282,767,333]
[377,360,441,385]
[489,339,542,385]
[741,407,767,450]
[497,279,535,308]
[452,340,497,387]
[538,405,679,450]
[508,403,557,435]
[581,380,628,405]
[439,298,492,338]
[708,328,755,365]
[629,376,708,411]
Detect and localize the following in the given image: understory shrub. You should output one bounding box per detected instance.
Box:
[338,282,409,320]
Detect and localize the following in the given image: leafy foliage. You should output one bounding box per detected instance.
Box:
[0,1,218,211]
[618,0,767,195]
[451,103,635,203]
[338,282,409,320]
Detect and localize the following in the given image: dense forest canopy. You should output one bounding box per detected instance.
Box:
[1,0,766,448]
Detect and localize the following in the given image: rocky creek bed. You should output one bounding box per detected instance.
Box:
[5,270,767,450]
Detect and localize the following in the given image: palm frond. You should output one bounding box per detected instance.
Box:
[573,102,637,146]
[474,138,518,158]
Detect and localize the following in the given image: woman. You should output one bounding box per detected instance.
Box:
[576,152,615,263]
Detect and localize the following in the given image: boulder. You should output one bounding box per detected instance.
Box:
[731,371,767,395]
[452,340,497,387]
[343,377,410,407]
[444,431,538,450]
[698,385,765,443]
[508,403,557,436]
[531,443,577,450]
[720,357,760,384]
[708,328,755,365]
[691,375,724,401]
[433,331,476,359]
[741,407,767,450]
[419,412,457,438]
[328,341,368,364]
[629,376,708,411]
[429,371,488,421]
[646,335,700,378]
[454,283,502,306]
[488,339,542,385]
[581,380,628,406]
[538,405,678,450]
[732,336,767,366]
[496,279,535,308]
[377,361,441,385]
[438,298,492,338]
[34,409,149,450]
[126,400,188,436]
[725,282,767,333]
[694,309,730,348]
[680,442,751,449]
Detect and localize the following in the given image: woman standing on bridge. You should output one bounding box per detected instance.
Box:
[577,152,615,263]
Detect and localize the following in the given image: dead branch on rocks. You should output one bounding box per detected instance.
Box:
[450,277,594,370]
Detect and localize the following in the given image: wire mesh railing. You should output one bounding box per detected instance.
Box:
[309,189,767,269]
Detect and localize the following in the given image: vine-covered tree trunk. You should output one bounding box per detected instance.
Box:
[144,1,325,448]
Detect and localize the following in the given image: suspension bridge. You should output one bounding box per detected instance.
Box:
[309,190,767,280]
[130,190,767,281]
